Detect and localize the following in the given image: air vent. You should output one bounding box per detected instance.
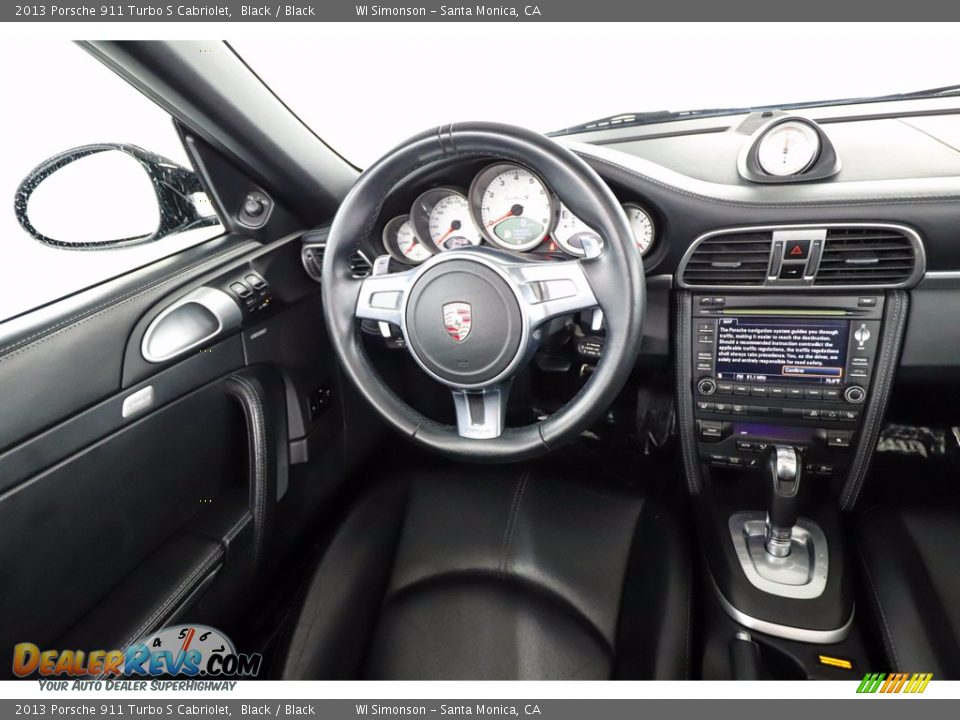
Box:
[301,229,372,282]
[348,251,373,279]
[681,231,773,287]
[814,228,918,286]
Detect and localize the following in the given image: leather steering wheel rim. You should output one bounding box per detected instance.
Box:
[321,122,645,462]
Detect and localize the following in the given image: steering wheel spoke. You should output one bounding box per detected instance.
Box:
[505,259,600,326]
[354,267,417,327]
[451,384,511,439]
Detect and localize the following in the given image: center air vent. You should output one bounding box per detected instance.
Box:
[813,228,919,286]
[680,231,773,287]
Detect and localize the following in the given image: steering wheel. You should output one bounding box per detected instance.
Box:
[322,122,645,462]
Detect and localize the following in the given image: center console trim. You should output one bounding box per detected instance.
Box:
[712,578,855,644]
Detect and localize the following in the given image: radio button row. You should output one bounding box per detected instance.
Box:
[804,388,822,400]
[734,384,751,395]
[823,388,842,401]
[709,454,761,470]
[768,387,786,398]
[750,386,767,397]
[786,388,804,399]
[716,382,734,394]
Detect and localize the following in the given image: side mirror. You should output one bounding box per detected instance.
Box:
[14,143,219,250]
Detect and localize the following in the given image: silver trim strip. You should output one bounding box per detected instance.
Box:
[711,578,854,644]
[729,511,829,600]
[676,222,926,291]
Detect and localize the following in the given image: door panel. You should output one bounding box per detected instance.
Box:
[0,230,350,677]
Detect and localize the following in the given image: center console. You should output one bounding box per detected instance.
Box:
[690,294,883,483]
[676,285,910,676]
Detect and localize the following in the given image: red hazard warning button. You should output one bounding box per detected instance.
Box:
[784,239,810,260]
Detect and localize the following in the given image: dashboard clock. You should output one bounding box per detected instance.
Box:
[738,115,840,183]
[756,120,821,176]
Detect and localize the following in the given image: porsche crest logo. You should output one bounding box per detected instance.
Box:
[443,302,472,343]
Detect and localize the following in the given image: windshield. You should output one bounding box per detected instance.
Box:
[233,23,959,168]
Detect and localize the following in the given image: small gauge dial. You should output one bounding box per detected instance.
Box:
[622,203,655,256]
[382,215,432,264]
[552,203,602,256]
[553,202,655,257]
[756,120,821,176]
[470,163,554,251]
[412,188,483,252]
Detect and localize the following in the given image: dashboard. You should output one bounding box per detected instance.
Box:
[379,162,657,265]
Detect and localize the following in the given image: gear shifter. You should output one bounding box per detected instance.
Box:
[764,445,801,558]
[728,443,826,599]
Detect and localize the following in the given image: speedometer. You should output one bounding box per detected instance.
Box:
[469,163,555,252]
[411,188,483,252]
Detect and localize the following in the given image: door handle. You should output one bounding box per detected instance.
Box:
[141,287,243,363]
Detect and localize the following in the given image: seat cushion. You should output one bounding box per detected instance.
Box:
[278,466,690,679]
[856,506,960,677]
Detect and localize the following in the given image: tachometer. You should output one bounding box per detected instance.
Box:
[382,215,432,264]
[411,188,483,252]
[469,163,554,252]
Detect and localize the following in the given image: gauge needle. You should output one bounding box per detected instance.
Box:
[435,219,462,247]
[486,204,525,227]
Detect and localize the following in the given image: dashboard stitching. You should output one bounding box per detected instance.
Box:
[675,291,700,495]
[842,291,907,510]
[576,151,960,208]
[0,242,250,363]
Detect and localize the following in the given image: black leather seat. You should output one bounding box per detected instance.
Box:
[278,467,690,679]
[856,506,960,677]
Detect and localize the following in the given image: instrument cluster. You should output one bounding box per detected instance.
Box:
[381,162,657,265]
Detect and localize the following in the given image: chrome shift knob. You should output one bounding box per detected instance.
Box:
[765,445,801,557]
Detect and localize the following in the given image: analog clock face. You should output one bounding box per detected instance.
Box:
[757,120,821,176]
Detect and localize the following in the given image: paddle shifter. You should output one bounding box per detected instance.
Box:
[764,445,801,558]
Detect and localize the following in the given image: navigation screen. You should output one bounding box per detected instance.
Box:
[715,317,849,385]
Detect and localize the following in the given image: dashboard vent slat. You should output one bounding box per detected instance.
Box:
[680,232,772,286]
[813,228,918,286]
[302,229,373,281]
